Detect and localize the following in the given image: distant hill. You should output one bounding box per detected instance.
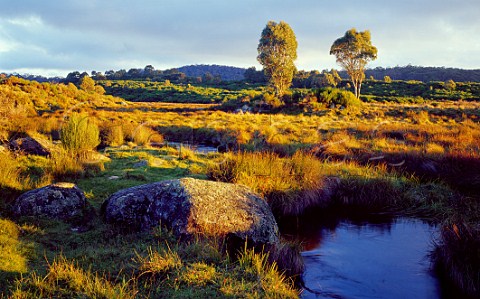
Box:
[339,66,480,82]
[5,64,480,84]
[177,64,246,81]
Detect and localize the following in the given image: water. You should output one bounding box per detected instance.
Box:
[161,141,218,154]
[279,210,453,299]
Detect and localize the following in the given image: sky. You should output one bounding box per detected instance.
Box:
[1,0,479,77]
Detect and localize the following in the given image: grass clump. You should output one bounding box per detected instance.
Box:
[136,246,182,276]
[11,255,135,299]
[208,151,328,215]
[433,221,480,297]
[0,150,23,193]
[60,112,100,155]
[233,247,298,298]
[0,219,34,295]
[100,122,124,147]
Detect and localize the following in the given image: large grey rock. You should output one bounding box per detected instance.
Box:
[13,183,89,221]
[102,178,279,244]
[9,137,50,156]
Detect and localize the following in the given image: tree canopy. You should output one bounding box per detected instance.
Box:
[257,21,298,97]
[330,28,377,98]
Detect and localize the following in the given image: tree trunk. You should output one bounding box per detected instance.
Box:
[352,80,358,98]
[352,79,362,99]
[357,81,362,99]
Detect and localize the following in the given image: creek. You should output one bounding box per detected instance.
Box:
[279,209,459,299]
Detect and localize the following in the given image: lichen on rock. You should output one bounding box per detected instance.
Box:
[102,178,279,245]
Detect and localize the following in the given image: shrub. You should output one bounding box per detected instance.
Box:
[48,148,85,179]
[60,113,100,155]
[316,87,361,108]
[132,125,163,146]
[263,93,283,108]
[100,123,124,147]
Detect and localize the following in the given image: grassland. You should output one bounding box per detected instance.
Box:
[1,76,480,297]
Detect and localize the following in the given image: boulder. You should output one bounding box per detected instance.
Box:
[102,178,279,244]
[13,183,89,221]
[9,137,50,156]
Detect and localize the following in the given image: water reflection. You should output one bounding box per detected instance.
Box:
[278,208,460,299]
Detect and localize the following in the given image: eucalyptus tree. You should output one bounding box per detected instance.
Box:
[257,21,298,97]
[330,28,377,98]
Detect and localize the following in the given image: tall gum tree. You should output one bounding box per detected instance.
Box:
[330,28,377,98]
[257,21,298,97]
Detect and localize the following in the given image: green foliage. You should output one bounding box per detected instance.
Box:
[60,113,100,155]
[317,87,361,108]
[263,92,284,108]
[100,79,261,104]
[330,28,378,98]
[257,21,298,97]
[445,79,457,91]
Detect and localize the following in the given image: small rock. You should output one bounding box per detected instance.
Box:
[241,104,251,113]
[133,160,148,168]
[108,176,120,180]
[13,183,90,222]
[9,137,50,156]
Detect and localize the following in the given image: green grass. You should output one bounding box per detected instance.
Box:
[1,145,299,298]
[0,219,35,294]
[76,146,211,207]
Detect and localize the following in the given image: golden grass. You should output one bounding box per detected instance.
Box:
[11,256,135,299]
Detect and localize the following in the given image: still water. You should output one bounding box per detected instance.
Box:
[279,210,454,299]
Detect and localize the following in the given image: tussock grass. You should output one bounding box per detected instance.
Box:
[235,247,298,298]
[60,112,100,155]
[0,151,23,192]
[11,255,136,299]
[0,219,34,294]
[100,122,124,147]
[135,246,182,276]
[433,221,480,297]
[208,151,330,215]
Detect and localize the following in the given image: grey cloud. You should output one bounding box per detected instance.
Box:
[1,0,479,76]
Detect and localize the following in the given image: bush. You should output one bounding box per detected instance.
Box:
[263,93,284,108]
[316,87,361,108]
[100,123,124,147]
[60,113,100,155]
[48,148,85,179]
[131,125,163,146]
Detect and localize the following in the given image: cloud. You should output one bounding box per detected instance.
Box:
[1,0,479,76]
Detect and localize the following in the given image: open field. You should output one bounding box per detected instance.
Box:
[1,76,480,297]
